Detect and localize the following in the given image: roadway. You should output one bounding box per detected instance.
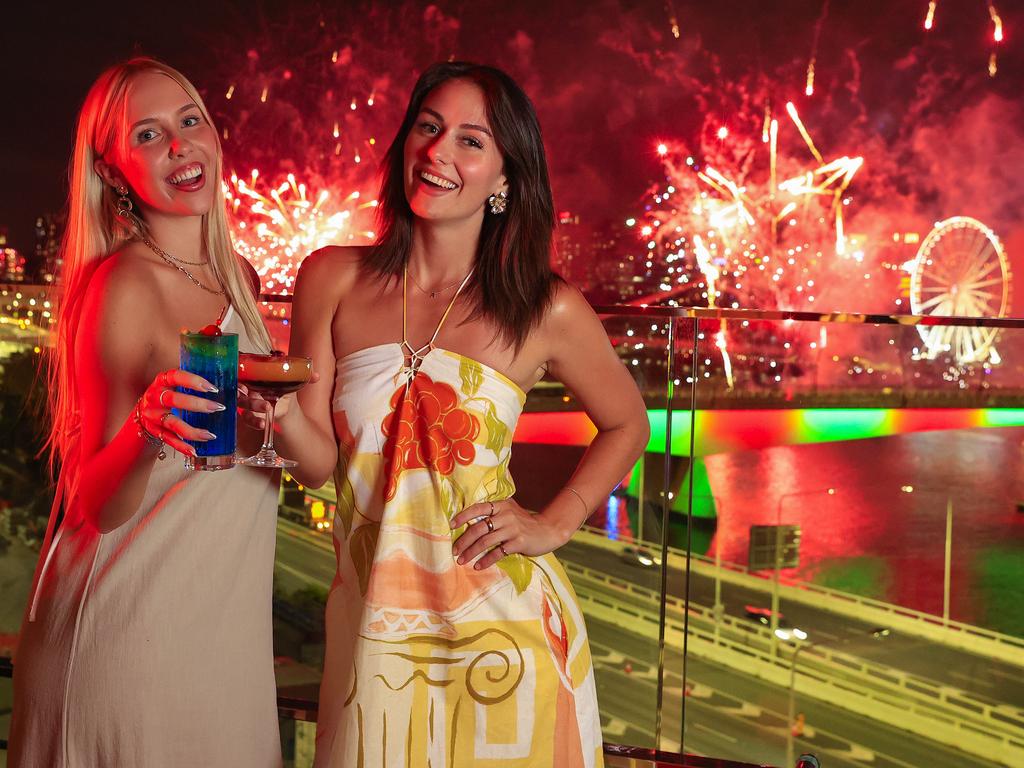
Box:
[559,538,1024,711]
[272,518,1012,766]
[587,615,1003,768]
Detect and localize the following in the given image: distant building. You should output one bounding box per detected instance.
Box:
[554,214,645,302]
[554,210,584,283]
[35,213,65,284]
[588,227,642,303]
[2,225,27,282]
[2,249,27,283]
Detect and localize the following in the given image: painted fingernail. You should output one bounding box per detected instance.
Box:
[210,403,227,412]
[205,384,219,393]
[457,556,465,565]
[474,563,482,570]
[188,446,198,457]
[200,431,217,440]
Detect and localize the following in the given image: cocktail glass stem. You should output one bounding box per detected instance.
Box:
[238,395,298,468]
[259,396,280,460]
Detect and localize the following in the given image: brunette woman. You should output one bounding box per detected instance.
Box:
[277,62,649,767]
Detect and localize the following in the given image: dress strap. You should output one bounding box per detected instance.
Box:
[399,264,473,383]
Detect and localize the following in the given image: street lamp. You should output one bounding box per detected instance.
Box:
[899,485,955,624]
[768,489,835,655]
[787,630,877,767]
[786,639,811,768]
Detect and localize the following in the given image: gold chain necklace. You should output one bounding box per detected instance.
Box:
[407,265,471,299]
[142,235,208,266]
[142,237,225,296]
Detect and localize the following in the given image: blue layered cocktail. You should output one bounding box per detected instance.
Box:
[176,328,238,470]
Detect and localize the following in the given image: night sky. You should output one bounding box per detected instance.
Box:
[3,0,1022,285]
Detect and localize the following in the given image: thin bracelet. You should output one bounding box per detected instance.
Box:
[133,397,167,460]
[564,486,590,527]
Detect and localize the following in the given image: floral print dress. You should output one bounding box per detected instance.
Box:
[315,337,603,768]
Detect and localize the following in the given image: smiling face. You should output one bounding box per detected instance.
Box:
[403,78,508,224]
[102,71,219,220]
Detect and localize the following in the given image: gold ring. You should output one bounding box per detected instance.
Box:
[159,388,172,408]
[159,412,173,428]
[485,517,494,533]
[498,543,509,557]
[488,501,496,517]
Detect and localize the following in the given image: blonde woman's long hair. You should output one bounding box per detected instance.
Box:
[45,57,272,475]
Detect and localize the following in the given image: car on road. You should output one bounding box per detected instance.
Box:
[620,545,662,568]
[279,475,334,533]
[743,605,808,641]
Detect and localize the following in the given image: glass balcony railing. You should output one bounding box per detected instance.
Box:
[3,284,1024,768]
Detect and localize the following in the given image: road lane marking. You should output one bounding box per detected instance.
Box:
[950,669,995,687]
[275,560,329,587]
[692,722,738,743]
[988,667,1024,683]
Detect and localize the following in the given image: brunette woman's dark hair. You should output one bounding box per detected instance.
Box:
[366,61,560,350]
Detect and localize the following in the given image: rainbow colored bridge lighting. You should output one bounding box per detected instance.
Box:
[513,408,1024,457]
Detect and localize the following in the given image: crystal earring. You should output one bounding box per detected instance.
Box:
[488,190,508,215]
[115,185,134,218]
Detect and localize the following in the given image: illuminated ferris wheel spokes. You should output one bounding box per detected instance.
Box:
[909,217,1011,365]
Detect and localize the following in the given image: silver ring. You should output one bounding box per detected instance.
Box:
[488,501,496,517]
[485,517,495,533]
[159,411,173,427]
[498,543,509,557]
[159,388,172,408]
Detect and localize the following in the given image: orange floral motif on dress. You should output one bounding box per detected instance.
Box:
[381,373,480,501]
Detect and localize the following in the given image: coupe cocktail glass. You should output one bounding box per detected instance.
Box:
[237,352,312,468]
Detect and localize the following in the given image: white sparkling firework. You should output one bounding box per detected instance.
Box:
[225,170,378,295]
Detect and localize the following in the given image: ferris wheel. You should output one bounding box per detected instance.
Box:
[908,216,1011,365]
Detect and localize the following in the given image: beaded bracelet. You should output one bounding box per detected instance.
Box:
[133,397,167,460]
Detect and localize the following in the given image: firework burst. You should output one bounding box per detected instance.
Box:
[631,101,865,314]
[628,99,878,387]
[225,169,378,295]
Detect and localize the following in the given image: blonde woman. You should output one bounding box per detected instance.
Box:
[9,58,282,767]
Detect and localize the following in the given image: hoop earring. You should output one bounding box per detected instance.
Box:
[488,191,508,215]
[115,185,134,219]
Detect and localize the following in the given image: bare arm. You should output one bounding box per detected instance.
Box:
[538,284,650,538]
[452,283,649,567]
[271,248,343,487]
[74,259,220,533]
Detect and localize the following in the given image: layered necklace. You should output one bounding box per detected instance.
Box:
[142,236,225,296]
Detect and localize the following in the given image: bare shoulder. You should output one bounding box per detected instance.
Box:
[542,279,599,337]
[292,245,376,341]
[532,278,615,372]
[297,245,366,289]
[83,247,164,323]
[76,247,167,381]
